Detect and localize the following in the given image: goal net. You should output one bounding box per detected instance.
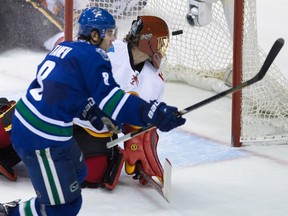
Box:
[67,0,288,146]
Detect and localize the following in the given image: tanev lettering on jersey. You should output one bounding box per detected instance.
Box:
[49,45,73,59]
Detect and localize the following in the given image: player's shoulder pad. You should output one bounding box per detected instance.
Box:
[95,48,110,61]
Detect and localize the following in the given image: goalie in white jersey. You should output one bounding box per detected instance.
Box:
[74,15,170,189]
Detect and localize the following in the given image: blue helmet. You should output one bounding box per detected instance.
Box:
[78,7,116,38]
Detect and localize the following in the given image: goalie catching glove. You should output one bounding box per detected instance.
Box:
[142,100,186,132]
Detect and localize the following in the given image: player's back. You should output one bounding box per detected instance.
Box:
[11,41,117,149]
[25,41,113,122]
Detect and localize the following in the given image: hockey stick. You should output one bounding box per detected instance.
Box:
[137,158,172,203]
[107,38,284,149]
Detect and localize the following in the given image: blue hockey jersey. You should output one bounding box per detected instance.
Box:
[11,41,149,150]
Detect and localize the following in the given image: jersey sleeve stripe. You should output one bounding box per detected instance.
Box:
[102,90,125,116]
[98,87,120,109]
[111,93,130,120]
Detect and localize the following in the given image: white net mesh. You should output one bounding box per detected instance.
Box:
[71,0,288,144]
[241,1,288,144]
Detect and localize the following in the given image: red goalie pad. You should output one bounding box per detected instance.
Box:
[123,125,163,183]
[0,98,15,148]
[0,120,10,149]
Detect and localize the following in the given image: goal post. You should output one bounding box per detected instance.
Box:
[231,0,244,147]
[64,0,288,147]
[64,0,73,41]
[236,1,288,146]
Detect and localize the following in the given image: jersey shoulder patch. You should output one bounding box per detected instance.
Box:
[95,48,110,61]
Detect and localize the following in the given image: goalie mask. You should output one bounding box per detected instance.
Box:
[128,16,170,69]
[78,7,116,38]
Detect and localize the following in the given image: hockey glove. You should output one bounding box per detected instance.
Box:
[81,98,104,131]
[142,101,186,132]
[81,97,121,133]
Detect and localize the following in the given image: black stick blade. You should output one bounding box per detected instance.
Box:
[251,38,285,83]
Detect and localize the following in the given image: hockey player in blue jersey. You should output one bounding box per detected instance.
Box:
[0,7,185,216]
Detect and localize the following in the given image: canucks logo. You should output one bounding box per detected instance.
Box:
[95,48,110,61]
[70,181,79,192]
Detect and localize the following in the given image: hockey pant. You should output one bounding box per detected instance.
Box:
[12,140,86,216]
[73,125,124,190]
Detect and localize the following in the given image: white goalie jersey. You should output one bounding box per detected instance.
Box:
[108,39,165,102]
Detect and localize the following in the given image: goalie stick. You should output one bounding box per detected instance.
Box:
[107,38,285,149]
[137,158,172,203]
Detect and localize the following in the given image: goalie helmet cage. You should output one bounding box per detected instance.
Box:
[64,0,288,147]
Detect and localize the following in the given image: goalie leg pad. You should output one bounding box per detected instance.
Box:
[0,158,17,181]
[74,125,113,187]
[82,155,109,188]
[0,99,16,148]
[74,125,124,189]
[0,119,11,148]
[124,126,163,183]
[0,145,21,181]
[103,147,126,190]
